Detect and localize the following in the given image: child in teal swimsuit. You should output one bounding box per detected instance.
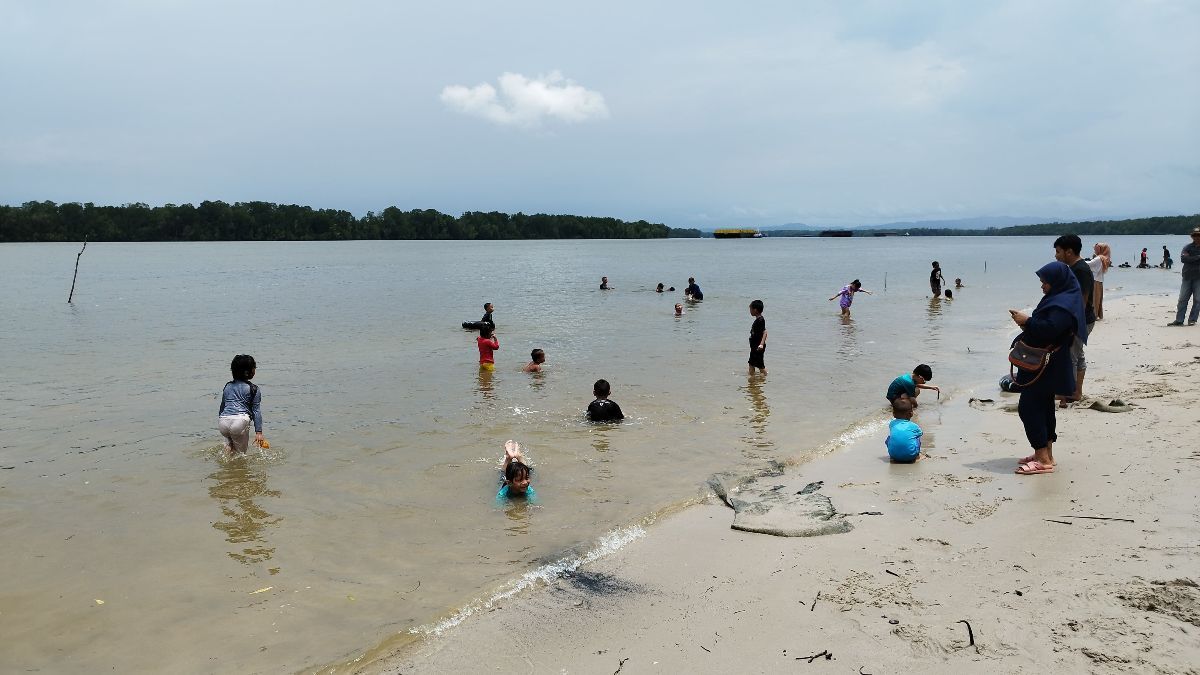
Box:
[497,440,536,501]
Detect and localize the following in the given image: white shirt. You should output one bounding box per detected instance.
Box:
[1087,256,1106,283]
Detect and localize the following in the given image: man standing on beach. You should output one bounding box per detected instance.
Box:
[1169,227,1200,326]
[1054,235,1096,403]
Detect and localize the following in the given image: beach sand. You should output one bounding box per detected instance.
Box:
[357,294,1199,675]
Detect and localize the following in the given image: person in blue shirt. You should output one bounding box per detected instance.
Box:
[497,440,536,501]
[885,397,924,463]
[685,277,703,301]
[217,354,264,457]
[885,364,939,407]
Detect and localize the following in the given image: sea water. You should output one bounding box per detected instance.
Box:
[0,235,1182,672]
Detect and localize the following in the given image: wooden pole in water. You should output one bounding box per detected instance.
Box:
[67,236,88,304]
[884,272,888,291]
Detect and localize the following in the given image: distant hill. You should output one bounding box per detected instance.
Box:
[859,214,1200,237]
[724,214,1197,237]
[711,216,1048,233]
[858,216,1049,231]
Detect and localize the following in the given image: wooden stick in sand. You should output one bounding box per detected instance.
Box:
[67,236,88,304]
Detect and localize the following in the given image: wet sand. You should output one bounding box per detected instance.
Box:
[362,294,1200,674]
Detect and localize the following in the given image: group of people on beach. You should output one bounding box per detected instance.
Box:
[1001,234,1145,475]
[462,279,710,498]
[1136,244,1178,270]
[215,230,1200,499]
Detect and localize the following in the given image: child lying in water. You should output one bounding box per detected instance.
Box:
[497,440,536,501]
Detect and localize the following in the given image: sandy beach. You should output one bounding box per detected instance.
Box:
[357,293,1199,674]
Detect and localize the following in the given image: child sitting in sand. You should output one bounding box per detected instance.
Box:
[829,279,870,318]
[886,364,939,407]
[497,440,536,500]
[523,348,545,373]
[885,398,924,463]
[587,379,625,422]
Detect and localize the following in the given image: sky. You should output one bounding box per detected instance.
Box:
[1,0,1197,228]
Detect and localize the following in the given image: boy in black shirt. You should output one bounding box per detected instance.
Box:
[1054,234,1096,404]
[587,379,624,422]
[748,299,767,375]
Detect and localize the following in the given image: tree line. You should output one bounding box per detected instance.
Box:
[0,201,703,242]
[855,214,1200,237]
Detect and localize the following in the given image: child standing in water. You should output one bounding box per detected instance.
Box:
[930,261,945,298]
[478,326,499,370]
[217,354,264,457]
[523,348,546,373]
[748,299,767,375]
[497,440,536,501]
[829,280,871,318]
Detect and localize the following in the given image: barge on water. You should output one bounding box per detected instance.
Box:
[713,228,764,238]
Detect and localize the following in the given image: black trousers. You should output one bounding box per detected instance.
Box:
[1017,388,1057,450]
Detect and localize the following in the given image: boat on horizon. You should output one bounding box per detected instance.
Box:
[713,228,764,238]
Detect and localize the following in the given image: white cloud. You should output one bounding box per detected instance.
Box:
[440,71,609,127]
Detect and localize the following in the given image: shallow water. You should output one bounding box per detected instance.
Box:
[0,235,1182,672]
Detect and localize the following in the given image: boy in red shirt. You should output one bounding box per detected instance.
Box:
[477,326,499,370]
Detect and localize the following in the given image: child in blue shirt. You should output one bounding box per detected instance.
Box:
[886,398,924,463]
[497,440,537,501]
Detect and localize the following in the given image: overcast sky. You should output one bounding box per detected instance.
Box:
[1,1,1197,227]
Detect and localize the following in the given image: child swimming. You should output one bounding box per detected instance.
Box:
[523,348,546,373]
[217,354,264,457]
[497,440,536,500]
[674,303,684,316]
[829,279,871,318]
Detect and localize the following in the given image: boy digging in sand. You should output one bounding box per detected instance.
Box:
[886,364,939,407]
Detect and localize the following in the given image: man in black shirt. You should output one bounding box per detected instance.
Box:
[1054,234,1096,404]
[586,379,624,422]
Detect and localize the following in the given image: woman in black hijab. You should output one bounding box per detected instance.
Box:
[1007,261,1089,475]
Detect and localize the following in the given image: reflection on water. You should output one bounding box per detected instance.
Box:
[590,429,613,480]
[926,295,944,319]
[924,296,945,350]
[207,460,281,566]
[740,374,772,453]
[503,499,532,536]
[476,366,495,401]
[836,316,859,363]
[527,369,545,390]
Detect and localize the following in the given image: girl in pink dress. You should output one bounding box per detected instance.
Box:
[829,279,871,318]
